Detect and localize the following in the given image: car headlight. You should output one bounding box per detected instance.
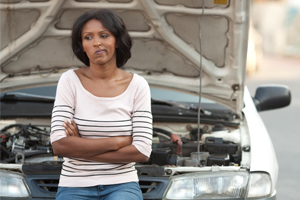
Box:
[247,172,272,198]
[163,172,249,199]
[0,170,30,198]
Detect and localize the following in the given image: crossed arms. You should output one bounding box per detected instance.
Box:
[52,120,149,163]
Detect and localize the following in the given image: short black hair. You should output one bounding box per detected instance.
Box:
[71,9,132,68]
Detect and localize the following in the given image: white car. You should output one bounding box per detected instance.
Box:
[0,1,291,199]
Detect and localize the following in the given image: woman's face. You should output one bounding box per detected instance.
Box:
[81,19,117,67]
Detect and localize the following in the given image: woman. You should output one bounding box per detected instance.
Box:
[50,9,152,200]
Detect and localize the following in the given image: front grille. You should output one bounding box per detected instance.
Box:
[25,175,169,199]
[36,179,59,192]
[25,175,59,199]
[139,176,170,199]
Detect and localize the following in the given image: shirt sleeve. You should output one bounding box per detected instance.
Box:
[131,77,152,158]
[50,71,76,143]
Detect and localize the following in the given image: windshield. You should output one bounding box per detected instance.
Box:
[1,86,57,98]
[1,85,238,125]
[150,88,214,104]
[2,86,215,104]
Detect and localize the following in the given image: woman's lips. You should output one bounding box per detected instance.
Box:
[94,49,105,55]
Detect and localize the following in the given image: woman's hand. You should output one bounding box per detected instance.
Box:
[63,119,80,137]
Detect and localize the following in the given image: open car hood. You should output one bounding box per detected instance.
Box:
[0,0,250,116]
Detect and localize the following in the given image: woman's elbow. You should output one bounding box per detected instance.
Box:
[52,141,64,156]
[140,155,149,163]
[136,153,149,163]
[132,145,150,162]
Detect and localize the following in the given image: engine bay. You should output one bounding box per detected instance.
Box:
[0,122,241,167]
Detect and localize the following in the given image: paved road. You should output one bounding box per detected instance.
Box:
[246,56,300,200]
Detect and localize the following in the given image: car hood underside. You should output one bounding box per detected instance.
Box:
[0,0,250,116]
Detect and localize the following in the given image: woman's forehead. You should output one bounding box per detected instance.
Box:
[82,19,109,33]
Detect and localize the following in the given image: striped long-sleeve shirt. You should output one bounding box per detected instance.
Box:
[50,70,152,187]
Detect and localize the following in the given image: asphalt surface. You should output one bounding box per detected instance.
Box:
[245,56,300,200]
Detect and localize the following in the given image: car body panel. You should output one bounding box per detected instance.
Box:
[243,87,278,192]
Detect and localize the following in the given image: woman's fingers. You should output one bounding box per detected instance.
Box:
[65,128,70,136]
[71,119,78,128]
[71,119,80,137]
[63,121,71,136]
[63,120,80,137]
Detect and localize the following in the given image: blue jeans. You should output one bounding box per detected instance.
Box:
[56,182,143,200]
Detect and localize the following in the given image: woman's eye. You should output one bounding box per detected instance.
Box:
[101,34,109,39]
[84,36,92,40]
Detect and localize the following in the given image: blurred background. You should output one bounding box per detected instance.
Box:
[247,0,300,74]
[247,0,300,199]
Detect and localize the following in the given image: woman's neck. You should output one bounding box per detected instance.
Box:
[87,63,120,80]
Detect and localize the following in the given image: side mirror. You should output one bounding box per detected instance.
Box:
[253,85,291,112]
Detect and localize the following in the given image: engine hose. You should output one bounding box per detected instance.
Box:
[171,134,183,156]
[153,127,173,137]
[153,127,182,156]
[0,124,24,133]
[0,144,12,156]
[1,150,50,163]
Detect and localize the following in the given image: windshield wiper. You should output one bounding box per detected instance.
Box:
[1,92,55,102]
[151,98,239,122]
[151,98,212,115]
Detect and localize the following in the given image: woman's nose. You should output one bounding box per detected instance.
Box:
[93,41,102,47]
